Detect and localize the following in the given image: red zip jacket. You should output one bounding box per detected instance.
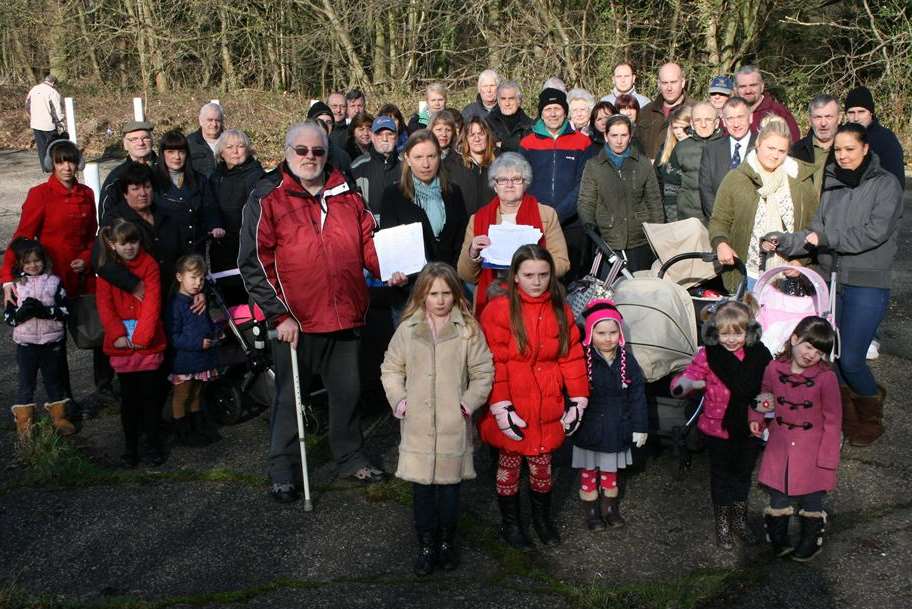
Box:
[95,250,166,357]
[238,164,380,333]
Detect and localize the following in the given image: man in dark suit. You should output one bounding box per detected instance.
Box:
[699,96,755,217]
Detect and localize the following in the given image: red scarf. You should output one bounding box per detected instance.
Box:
[473,193,546,314]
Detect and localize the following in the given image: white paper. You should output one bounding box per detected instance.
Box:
[373,222,427,281]
[480,224,543,266]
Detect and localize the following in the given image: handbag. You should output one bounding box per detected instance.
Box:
[567,250,613,324]
[67,276,103,349]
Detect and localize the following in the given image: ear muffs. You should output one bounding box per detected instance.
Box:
[701,321,720,346]
[44,139,86,172]
[745,320,763,346]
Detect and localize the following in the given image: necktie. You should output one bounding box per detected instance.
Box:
[731,142,742,169]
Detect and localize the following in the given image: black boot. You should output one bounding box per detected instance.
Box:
[714,504,734,549]
[731,501,758,545]
[763,506,795,557]
[582,496,607,531]
[497,494,532,549]
[600,493,626,528]
[174,417,208,447]
[192,411,221,444]
[414,531,436,576]
[792,510,826,562]
[437,527,459,571]
[529,491,561,546]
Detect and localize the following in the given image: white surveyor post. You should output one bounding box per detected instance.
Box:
[64,97,77,144]
[133,97,144,121]
[84,163,101,214]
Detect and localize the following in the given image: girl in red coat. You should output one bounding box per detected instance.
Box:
[479,244,588,548]
[95,220,168,467]
[749,316,840,562]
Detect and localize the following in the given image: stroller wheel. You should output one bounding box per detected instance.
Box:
[207,381,245,425]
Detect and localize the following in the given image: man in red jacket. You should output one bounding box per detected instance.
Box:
[238,120,406,502]
[734,65,800,142]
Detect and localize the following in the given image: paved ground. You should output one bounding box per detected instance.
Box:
[0,150,910,609]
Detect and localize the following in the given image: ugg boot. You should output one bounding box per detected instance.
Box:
[600,489,626,528]
[437,527,459,571]
[11,404,35,445]
[529,490,561,545]
[839,385,860,442]
[414,531,436,576]
[581,489,606,531]
[730,501,758,545]
[792,510,827,561]
[714,504,734,549]
[763,506,795,557]
[851,387,885,447]
[44,400,75,436]
[497,494,532,549]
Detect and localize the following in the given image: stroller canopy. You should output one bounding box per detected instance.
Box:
[643,218,717,289]
[614,276,698,382]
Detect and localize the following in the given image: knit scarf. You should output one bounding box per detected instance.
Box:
[746,151,794,277]
[833,153,871,188]
[417,107,430,127]
[706,343,772,441]
[472,194,545,314]
[412,176,446,237]
[604,145,632,169]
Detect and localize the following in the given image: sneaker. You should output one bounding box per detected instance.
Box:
[866,340,880,360]
[349,466,386,484]
[270,482,300,504]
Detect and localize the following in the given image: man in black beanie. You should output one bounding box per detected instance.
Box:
[845,86,905,187]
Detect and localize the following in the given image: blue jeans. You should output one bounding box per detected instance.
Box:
[836,285,889,396]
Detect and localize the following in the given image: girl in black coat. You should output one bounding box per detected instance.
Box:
[571,298,648,530]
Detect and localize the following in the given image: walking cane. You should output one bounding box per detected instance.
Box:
[289,342,314,511]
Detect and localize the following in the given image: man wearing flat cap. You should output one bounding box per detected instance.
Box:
[98,120,157,221]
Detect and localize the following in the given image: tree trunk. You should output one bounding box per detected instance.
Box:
[317,0,368,87]
[372,6,387,86]
[219,4,237,91]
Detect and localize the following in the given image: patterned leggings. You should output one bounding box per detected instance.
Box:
[580,469,618,498]
[496,450,553,496]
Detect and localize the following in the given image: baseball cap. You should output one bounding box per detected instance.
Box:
[708,76,734,96]
[371,116,397,133]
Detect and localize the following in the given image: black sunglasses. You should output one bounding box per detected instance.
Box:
[289,146,327,158]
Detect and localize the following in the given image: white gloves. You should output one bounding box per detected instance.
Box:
[671,376,706,397]
[632,432,648,448]
[490,401,527,441]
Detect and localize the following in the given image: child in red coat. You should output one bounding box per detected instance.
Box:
[479,244,588,548]
[749,316,840,561]
[95,220,168,467]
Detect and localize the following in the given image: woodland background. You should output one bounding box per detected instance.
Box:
[0,0,909,163]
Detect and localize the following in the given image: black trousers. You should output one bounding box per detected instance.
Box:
[16,340,67,404]
[413,482,461,535]
[119,368,166,453]
[704,435,760,505]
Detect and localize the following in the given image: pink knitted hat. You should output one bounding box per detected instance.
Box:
[582,298,625,347]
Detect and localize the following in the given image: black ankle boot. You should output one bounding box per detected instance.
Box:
[529,491,561,546]
[414,531,436,576]
[600,494,626,528]
[792,510,826,562]
[763,506,794,557]
[497,494,532,549]
[437,527,459,571]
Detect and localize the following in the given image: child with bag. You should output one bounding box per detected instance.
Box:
[671,299,772,549]
[166,254,221,447]
[380,262,494,577]
[573,298,648,530]
[478,244,589,549]
[749,316,840,561]
[95,220,168,467]
[4,238,73,442]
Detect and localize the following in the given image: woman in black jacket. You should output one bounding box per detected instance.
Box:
[380,130,468,268]
[445,116,498,215]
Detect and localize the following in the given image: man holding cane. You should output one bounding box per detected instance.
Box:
[239,120,406,503]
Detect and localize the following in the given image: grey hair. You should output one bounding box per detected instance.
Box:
[691,101,718,118]
[426,82,447,97]
[723,96,751,112]
[735,64,762,82]
[567,88,595,109]
[808,94,839,114]
[497,80,523,101]
[542,76,567,92]
[478,69,501,87]
[44,74,58,85]
[488,152,533,189]
[199,102,224,122]
[284,120,328,150]
[214,129,255,162]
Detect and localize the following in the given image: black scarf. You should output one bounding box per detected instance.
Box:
[706,343,772,441]
[833,152,871,188]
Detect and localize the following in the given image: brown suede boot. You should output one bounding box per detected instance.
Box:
[839,385,860,442]
[45,400,76,436]
[11,404,35,445]
[851,387,885,447]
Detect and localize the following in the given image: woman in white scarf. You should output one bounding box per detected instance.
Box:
[709,116,819,293]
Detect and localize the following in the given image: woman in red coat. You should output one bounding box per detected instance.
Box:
[479,244,589,548]
[1,140,106,416]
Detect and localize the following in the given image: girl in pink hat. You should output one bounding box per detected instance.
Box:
[571,298,649,530]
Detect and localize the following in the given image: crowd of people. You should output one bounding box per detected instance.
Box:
[11,63,906,575]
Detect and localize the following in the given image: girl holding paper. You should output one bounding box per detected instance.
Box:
[457,152,569,315]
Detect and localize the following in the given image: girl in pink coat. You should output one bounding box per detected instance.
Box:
[749,316,840,562]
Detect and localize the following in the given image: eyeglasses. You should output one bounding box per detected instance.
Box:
[126,135,152,143]
[494,177,524,186]
[289,146,327,158]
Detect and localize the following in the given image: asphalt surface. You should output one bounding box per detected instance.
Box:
[0,150,909,609]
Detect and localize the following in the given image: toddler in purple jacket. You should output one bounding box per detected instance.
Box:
[750,316,840,562]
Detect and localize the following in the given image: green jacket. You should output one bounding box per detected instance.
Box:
[577,145,664,250]
[708,156,819,293]
[670,128,724,223]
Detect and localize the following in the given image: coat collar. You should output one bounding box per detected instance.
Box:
[403,308,468,344]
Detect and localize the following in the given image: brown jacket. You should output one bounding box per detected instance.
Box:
[380,308,494,485]
[637,94,694,160]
